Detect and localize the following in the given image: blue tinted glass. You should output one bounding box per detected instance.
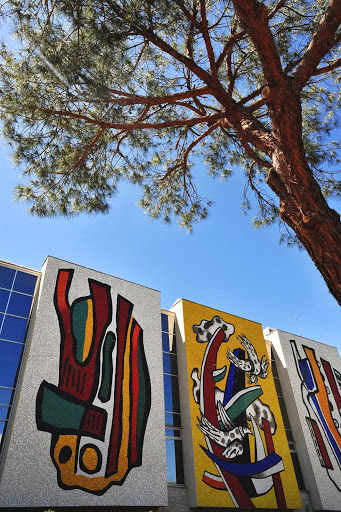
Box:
[0,340,23,388]
[0,313,3,328]
[0,266,15,290]
[165,412,181,427]
[162,331,171,352]
[0,420,6,453]
[0,388,13,405]
[13,271,37,295]
[161,313,169,332]
[163,352,178,375]
[1,315,28,343]
[0,406,9,420]
[7,292,33,318]
[162,331,177,353]
[164,374,180,413]
[165,438,184,484]
[166,428,181,438]
[166,438,177,483]
[0,289,10,313]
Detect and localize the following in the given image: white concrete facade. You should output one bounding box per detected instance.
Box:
[264,328,341,511]
[0,256,167,508]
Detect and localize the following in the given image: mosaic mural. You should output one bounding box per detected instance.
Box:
[36,269,151,494]
[291,340,341,492]
[182,301,301,509]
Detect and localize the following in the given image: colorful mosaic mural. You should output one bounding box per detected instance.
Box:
[182,301,301,509]
[36,269,151,494]
[291,340,341,492]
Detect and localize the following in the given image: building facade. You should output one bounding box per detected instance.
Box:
[0,256,340,511]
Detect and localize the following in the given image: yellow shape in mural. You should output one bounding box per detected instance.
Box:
[180,300,302,510]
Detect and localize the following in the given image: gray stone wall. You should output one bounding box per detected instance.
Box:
[165,484,189,512]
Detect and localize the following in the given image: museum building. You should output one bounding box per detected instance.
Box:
[0,256,340,512]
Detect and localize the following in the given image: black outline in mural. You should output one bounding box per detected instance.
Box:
[79,444,103,475]
[36,269,151,495]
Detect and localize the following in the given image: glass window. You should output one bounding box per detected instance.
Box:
[162,310,184,484]
[162,331,171,352]
[0,420,6,439]
[7,292,33,318]
[1,315,28,343]
[271,348,305,491]
[0,420,6,435]
[165,412,181,428]
[163,352,178,375]
[162,331,177,354]
[0,388,14,405]
[0,340,24,388]
[161,313,169,333]
[164,374,180,413]
[291,452,305,490]
[13,271,37,295]
[278,396,291,430]
[166,428,181,438]
[0,266,15,290]
[271,358,279,378]
[0,420,6,452]
[274,377,283,397]
[0,263,39,461]
[0,406,9,420]
[0,289,10,313]
[285,429,294,443]
[166,437,184,484]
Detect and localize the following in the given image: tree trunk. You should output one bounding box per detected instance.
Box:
[254,76,341,306]
[266,141,341,307]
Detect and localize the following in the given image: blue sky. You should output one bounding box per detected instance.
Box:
[1,137,340,350]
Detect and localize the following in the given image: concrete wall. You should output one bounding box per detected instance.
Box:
[264,328,341,511]
[0,256,167,508]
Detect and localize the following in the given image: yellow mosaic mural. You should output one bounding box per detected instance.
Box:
[181,300,301,509]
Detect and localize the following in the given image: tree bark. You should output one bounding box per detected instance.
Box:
[268,153,341,307]
[230,0,341,306]
[265,83,341,306]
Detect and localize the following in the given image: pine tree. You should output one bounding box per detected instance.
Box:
[0,1,341,302]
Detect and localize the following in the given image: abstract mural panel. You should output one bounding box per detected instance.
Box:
[291,340,341,492]
[181,301,301,509]
[36,269,151,495]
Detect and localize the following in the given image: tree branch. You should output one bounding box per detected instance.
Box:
[68,126,106,171]
[173,0,201,30]
[129,40,148,73]
[231,0,285,87]
[41,108,227,130]
[82,86,210,106]
[142,28,212,85]
[160,122,219,181]
[239,137,272,168]
[292,0,341,90]
[312,56,341,76]
[268,0,286,20]
[216,31,246,70]
[200,0,218,79]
